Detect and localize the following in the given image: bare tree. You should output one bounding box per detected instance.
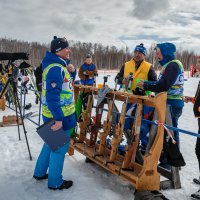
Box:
[0,38,198,70]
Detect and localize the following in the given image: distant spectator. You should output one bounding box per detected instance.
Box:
[78,54,98,109]
[78,54,97,86]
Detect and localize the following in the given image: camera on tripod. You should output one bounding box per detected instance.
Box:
[0,52,32,160]
[0,52,29,61]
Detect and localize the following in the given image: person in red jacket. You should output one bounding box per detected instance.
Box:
[184,81,200,199]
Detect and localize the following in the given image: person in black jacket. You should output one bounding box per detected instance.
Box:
[138,42,184,147]
[184,82,200,199]
[34,64,43,104]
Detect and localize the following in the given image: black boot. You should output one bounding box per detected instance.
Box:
[25,103,32,110]
[85,157,94,163]
[48,180,73,190]
[33,174,48,180]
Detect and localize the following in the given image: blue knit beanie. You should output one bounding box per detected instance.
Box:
[50,36,69,53]
[134,43,147,56]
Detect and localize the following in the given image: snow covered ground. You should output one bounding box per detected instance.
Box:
[0,71,199,200]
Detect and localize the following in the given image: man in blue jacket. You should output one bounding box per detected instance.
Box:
[33,36,76,190]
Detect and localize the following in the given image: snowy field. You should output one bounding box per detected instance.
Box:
[0,71,199,200]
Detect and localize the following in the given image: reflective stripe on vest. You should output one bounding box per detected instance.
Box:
[42,63,75,118]
[159,60,184,100]
[124,59,151,91]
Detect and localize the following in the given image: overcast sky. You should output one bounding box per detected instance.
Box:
[0,0,200,53]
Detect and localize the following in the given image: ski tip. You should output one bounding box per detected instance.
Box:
[193,178,200,185]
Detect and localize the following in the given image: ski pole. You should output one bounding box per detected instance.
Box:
[113,75,120,91]
[127,73,133,93]
[125,72,133,91]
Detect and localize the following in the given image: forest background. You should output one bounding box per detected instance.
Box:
[0,37,197,70]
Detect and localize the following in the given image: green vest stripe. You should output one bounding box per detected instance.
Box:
[42,63,75,118]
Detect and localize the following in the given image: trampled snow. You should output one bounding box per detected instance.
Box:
[0,71,199,200]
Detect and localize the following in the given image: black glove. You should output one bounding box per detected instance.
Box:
[133,87,145,96]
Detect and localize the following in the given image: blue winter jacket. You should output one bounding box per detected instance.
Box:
[42,51,76,131]
[80,63,96,85]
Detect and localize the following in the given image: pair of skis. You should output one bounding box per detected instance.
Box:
[191,188,200,199]
[76,74,98,144]
[89,75,114,147]
[191,177,200,199]
[96,74,134,162]
[23,111,38,119]
[95,76,119,156]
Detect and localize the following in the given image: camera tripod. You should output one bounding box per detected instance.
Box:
[0,62,32,160]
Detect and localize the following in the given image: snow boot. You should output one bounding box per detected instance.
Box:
[85,157,94,163]
[48,180,73,190]
[33,174,48,180]
[191,189,200,199]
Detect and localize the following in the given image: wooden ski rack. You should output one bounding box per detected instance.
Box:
[0,115,22,127]
[72,85,167,191]
[68,140,75,156]
[0,97,5,111]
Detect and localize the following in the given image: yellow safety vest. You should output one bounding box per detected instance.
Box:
[124,59,151,91]
[159,60,184,100]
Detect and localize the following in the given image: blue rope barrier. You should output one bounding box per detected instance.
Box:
[92,106,200,139]
[11,85,200,139]
[142,118,200,139]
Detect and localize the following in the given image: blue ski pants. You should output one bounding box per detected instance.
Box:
[169,105,183,147]
[34,123,70,188]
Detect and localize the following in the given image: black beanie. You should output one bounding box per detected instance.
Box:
[86,54,92,59]
[50,36,69,53]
